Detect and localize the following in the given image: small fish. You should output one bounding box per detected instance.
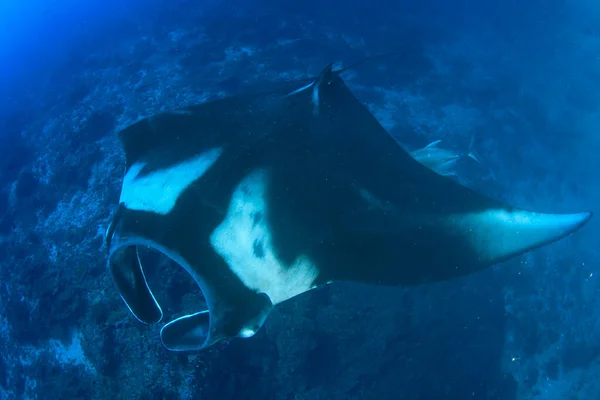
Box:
[410,137,482,176]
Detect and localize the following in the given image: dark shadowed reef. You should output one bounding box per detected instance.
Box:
[0,0,599,399]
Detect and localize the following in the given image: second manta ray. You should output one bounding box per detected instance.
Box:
[105,63,592,351]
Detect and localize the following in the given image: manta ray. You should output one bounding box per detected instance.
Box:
[104,62,592,351]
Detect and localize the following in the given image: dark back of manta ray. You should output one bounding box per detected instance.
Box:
[260,76,486,285]
[257,74,589,287]
[118,67,590,290]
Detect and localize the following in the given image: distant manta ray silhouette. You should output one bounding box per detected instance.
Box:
[104,61,592,351]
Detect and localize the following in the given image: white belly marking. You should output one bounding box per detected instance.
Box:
[120,148,222,215]
[209,169,319,304]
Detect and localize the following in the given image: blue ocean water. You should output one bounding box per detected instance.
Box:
[1,0,599,398]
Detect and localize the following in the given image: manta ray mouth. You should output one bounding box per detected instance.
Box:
[107,236,214,350]
[107,234,273,351]
[108,243,163,325]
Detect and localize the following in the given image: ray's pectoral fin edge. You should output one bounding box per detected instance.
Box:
[108,245,163,324]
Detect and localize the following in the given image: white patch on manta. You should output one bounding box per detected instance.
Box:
[209,169,319,305]
[119,148,222,215]
[447,209,591,261]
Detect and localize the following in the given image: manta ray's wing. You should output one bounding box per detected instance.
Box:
[105,65,592,352]
[290,73,592,286]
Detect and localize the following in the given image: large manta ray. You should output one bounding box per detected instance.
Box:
[105,63,592,351]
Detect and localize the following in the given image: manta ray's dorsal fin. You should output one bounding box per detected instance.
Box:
[286,63,335,116]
